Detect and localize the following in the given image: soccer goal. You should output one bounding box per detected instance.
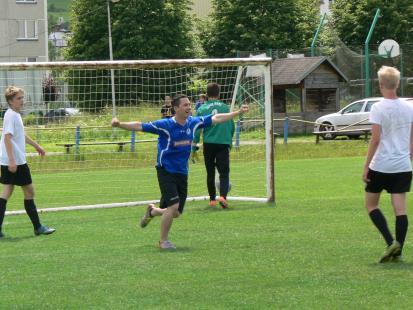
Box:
[0,58,274,213]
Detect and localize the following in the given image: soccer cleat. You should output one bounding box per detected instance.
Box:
[159,240,176,250]
[34,225,56,236]
[208,200,217,207]
[140,204,154,228]
[379,240,401,263]
[218,196,228,209]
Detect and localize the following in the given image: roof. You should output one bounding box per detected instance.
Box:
[271,56,348,86]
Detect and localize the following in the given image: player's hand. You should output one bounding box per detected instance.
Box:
[8,160,17,173]
[111,118,120,127]
[239,104,249,114]
[36,145,45,157]
[191,151,199,164]
[362,166,370,183]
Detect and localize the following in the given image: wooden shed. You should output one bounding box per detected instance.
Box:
[272,56,348,113]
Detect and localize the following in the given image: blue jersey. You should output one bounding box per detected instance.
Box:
[142,115,213,175]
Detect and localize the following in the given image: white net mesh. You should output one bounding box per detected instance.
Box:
[0,59,273,210]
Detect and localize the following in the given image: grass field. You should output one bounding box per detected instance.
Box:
[2,152,413,308]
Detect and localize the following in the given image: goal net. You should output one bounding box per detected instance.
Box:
[0,58,274,212]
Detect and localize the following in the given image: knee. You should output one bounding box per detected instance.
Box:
[25,188,35,199]
[365,204,377,213]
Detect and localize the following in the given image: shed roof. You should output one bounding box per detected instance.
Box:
[271,56,348,86]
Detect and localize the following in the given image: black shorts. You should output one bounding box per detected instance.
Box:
[0,164,32,186]
[157,167,188,214]
[365,169,412,193]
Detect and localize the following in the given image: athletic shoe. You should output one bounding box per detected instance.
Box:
[0,231,4,238]
[379,240,401,263]
[208,200,217,207]
[34,225,56,236]
[159,240,176,250]
[140,203,154,228]
[218,196,228,209]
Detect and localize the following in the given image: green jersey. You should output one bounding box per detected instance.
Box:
[193,99,235,145]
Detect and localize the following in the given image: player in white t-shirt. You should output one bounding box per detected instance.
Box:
[363,66,413,263]
[0,86,55,238]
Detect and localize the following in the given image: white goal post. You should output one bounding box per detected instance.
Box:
[0,58,274,214]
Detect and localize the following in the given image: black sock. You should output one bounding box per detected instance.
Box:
[0,198,7,232]
[396,215,408,250]
[369,209,393,246]
[24,199,41,230]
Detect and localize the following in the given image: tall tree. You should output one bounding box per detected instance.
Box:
[200,0,319,57]
[64,0,195,110]
[65,0,195,61]
[331,0,413,47]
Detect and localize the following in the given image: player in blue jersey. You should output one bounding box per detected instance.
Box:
[111,94,248,249]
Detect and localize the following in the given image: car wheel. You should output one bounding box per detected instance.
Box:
[320,122,336,140]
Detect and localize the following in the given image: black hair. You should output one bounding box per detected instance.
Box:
[206,83,220,98]
[172,94,188,108]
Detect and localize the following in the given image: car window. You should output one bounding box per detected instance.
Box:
[342,101,364,114]
[364,100,380,112]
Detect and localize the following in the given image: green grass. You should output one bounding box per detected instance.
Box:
[2,155,413,308]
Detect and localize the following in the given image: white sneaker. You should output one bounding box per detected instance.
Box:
[159,240,176,250]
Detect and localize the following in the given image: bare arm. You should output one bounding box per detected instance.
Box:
[363,124,381,182]
[111,118,143,131]
[212,104,249,125]
[25,135,45,156]
[410,123,413,159]
[4,134,16,172]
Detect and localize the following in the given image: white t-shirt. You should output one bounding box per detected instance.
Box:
[0,109,26,165]
[369,98,413,173]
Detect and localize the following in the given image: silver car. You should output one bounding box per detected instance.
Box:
[315,97,413,140]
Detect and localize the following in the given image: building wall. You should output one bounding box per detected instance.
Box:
[0,0,48,62]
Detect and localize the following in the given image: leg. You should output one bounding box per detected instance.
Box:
[21,184,41,230]
[216,145,230,199]
[391,193,408,255]
[0,185,14,234]
[1,184,14,200]
[160,203,180,242]
[365,192,393,246]
[203,144,217,201]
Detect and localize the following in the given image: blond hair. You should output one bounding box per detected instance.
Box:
[4,86,24,104]
[378,66,400,90]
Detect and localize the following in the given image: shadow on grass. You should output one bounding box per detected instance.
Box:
[0,235,35,242]
[191,202,275,213]
[368,261,413,269]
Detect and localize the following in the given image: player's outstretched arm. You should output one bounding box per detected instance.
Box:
[212,104,249,125]
[111,118,143,131]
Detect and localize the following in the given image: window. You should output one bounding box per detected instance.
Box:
[342,101,364,114]
[26,57,37,62]
[16,20,38,40]
[364,100,380,112]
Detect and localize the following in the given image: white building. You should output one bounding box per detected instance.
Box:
[0,0,48,62]
[320,0,334,15]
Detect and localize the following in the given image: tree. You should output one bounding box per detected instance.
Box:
[199,0,319,57]
[331,0,413,47]
[65,0,195,61]
[64,0,195,109]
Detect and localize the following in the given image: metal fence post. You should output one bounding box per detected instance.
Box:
[283,117,289,144]
[75,126,80,154]
[131,130,136,152]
